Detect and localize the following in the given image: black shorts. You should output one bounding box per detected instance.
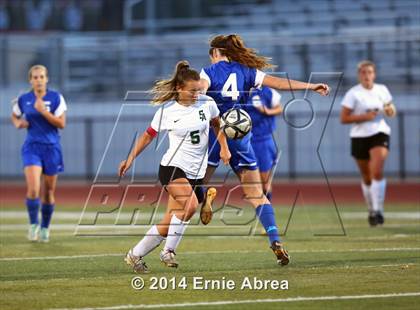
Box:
[158,165,204,203]
[351,132,390,160]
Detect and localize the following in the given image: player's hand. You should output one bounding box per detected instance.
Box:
[118,159,133,177]
[17,119,29,129]
[34,97,46,113]
[383,103,396,118]
[311,83,330,96]
[220,147,231,165]
[364,110,378,121]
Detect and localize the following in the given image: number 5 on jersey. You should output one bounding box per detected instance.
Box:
[222,73,239,101]
[190,130,200,144]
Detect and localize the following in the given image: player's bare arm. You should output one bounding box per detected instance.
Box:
[34,97,66,129]
[11,112,29,129]
[119,130,155,177]
[210,116,231,165]
[340,106,378,124]
[262,75,330,96]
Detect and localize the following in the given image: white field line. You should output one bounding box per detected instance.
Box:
[1,247,419,262]
[47,292,420,310]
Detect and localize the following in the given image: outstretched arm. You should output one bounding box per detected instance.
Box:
[262,75,330,96]
[118,130,155,177]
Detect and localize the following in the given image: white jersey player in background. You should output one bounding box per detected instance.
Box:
[118,61,230,273]
[340,60,397,226]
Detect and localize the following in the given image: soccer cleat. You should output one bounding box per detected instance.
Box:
[160,249,178,268]
[28,224,40,242]
[200,187,217,225]
[39,227,50,243]
[125,250,149,273]
[271,241,290,266]
[376,213,385,225]
[368,212,378,227]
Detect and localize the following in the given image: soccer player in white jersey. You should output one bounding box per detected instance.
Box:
[118,61,230,273]
[340,60,397,226]
[11,65,67,242]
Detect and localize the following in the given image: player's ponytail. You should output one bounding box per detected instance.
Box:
[150,60,200,105]
[209,34,274,70]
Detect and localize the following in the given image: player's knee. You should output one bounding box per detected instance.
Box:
[43,189,55,203]
[26,188,39,199]
[371,171,383,180]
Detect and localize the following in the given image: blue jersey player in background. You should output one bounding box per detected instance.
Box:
[200,34,330,266]
[11,65,67,243]
[248,86,282,203]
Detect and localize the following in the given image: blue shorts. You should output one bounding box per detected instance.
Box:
[22,142,64,176]
[251,136,278,172]
[208,130,258,172]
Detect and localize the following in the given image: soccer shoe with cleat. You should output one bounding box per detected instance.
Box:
[200,187,217,225]
[125,250,149,274]
[160,249,178,268]
[376,213,385,225]
[39,227,50,243]
[28,224,40,242]
[271,241,290,266]
[368,211,378,227]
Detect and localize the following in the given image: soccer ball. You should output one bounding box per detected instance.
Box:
[220,108,252,139]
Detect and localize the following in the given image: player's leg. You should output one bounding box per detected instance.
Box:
[24,165,42,241]
[200,130,220,224]
[354,159,377,225]
[39,174,58,242]
[159,178,200,268]
[238,168,289,265]
[369,145,389,224]
[352,136,377,226]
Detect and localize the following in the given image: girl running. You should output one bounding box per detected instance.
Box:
[340,60,396,226]
[119,61,230,273]
[200,34,330,265]
[11,65,67,242]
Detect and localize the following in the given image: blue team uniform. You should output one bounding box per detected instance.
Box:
[200,61,265,171]
[247,86,281,172]
[13,89,67,175]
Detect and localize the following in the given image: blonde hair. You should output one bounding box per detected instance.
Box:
[150,60,200,105]
[357,60,376,72]
[209,34,274,70]
[28,64,48,80]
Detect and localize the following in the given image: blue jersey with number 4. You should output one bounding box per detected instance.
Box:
[200,61,265,114]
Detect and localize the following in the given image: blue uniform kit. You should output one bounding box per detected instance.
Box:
[13,89,67,175]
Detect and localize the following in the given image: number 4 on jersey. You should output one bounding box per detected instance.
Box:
[222,73,239,101]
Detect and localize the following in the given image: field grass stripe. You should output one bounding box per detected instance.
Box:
[47,292,420,310]
[1,247,419,261]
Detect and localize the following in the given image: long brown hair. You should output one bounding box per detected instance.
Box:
[209,34,274,70]
[150,60,200,105]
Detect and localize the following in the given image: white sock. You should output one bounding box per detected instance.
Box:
[361,182,373,212]
[132,225,165,257]
[370,179,386,214]
[164,215,189,252]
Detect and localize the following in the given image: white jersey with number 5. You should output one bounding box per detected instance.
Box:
[341,83,393,138]
[150,95,220,179]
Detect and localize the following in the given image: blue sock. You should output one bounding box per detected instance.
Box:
[41,203,54,228]
[256,204,280,244]
[26,198,40,225]
[265,191,272,203]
